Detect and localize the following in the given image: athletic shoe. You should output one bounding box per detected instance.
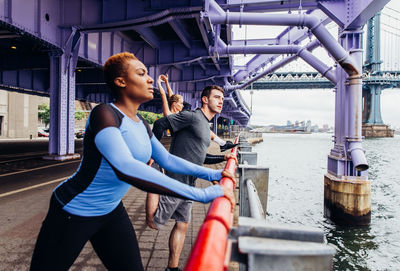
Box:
[220,140,238,152]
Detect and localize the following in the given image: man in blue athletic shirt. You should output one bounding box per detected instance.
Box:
[148,85,232,271]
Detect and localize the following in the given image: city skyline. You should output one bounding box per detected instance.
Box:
[240,88,400,129]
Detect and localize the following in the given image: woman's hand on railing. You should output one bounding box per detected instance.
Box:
[221,169,237,187]
[220,185,235,212]
[224,153,238,164]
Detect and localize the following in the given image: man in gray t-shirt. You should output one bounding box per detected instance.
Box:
[164,108,212,186]
[148,85,230,271]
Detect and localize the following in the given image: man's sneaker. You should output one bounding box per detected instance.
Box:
[165,268,182,271]
[220,140,239,152]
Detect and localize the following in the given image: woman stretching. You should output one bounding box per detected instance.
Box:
[30,52,235,271]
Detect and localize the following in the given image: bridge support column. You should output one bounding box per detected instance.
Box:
[45,30,81,161]
[362,85,394,137]
[362,13,394,138]
[325,30,370,226]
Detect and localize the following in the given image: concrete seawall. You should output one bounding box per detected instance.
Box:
[247,137,263,144]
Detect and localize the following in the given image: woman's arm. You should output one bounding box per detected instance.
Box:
[150,136,222,182]
[157,75,172,117]
[204,153,225,164]
[160,74,174,99]
[94,127,223,203]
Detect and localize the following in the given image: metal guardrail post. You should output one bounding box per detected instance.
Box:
[246,179,265,219]
[238,151,257,165]
[230,217,336,271]
[238,165,269,217]
[239,145,252,152]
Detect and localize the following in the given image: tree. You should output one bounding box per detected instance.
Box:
[75,111,86,121]
[38,104,88,127]
[38,103,50,127]
[138,110,162,124]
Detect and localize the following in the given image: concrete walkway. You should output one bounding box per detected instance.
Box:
[0,140,231,271]
[71,140,228,270]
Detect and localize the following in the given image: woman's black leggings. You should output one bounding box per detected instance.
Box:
[30,195,144,271]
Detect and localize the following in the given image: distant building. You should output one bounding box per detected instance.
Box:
[0,89,39,139]
[311,125,319,133]
[318,124,332,133]
[0,89,95,139]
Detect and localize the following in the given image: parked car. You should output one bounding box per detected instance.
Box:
[75,129,85,139]
[38,128,49,137]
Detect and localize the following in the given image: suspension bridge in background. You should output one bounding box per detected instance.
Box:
[246,8,400,137]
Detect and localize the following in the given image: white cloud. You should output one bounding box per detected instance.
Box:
[241,89,335,126]
[241,88,400,128]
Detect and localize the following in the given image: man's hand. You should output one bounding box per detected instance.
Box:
[220,185,235,212]
[221,169,237,187]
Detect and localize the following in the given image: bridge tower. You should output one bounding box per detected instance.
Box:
[363,13,394,137]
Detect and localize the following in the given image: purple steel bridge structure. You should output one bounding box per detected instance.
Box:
[0,0,392,225]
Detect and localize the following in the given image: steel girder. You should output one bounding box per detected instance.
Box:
[0,0,392,128]
[232,9,331,83]
[0,0,242,121]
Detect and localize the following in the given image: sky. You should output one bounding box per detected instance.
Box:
[233,1,400,129]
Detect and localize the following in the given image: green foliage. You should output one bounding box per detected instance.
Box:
[38,103,88,127]
[75,111,86,121]
[138,110,162,124]
[38,103,50,127]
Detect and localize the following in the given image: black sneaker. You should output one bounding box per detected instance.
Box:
[220,140,239,152]
[165,268,182,271]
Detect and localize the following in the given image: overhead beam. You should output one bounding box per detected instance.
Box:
[197,59,206,70]
[135,27,160,49]
[76,6,201,33]
[211,57,221,71]
[232,9,330,82]
[169,19,191,48]
[318,0,390,29]
[231,38,277,46]
[220,0,318,12]
[195,16,209,48]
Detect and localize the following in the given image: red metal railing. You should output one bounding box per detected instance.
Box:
[184,136,239,271]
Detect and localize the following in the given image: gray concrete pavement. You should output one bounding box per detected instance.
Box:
[0,141,231,271]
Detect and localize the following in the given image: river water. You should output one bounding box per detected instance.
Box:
[252,133,400,271]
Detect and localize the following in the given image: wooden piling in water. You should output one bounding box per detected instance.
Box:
[324,173,371,226]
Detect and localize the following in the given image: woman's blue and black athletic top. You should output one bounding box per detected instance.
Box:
[53,103,223,217]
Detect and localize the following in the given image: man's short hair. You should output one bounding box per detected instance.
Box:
[200,85,225,106]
